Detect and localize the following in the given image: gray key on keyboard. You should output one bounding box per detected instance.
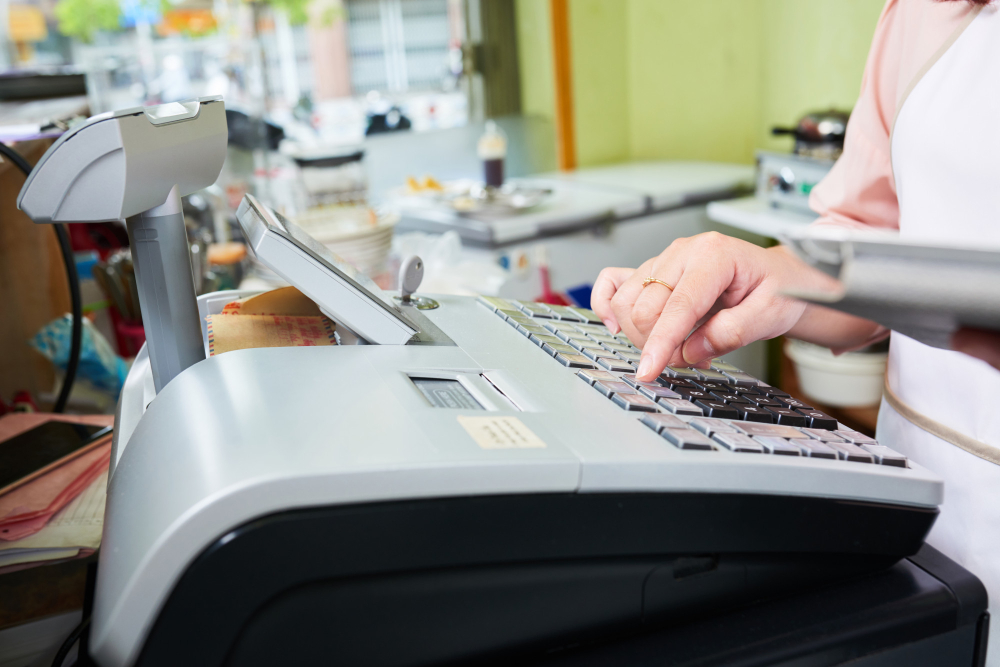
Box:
[556,329,590,343]
[732,422,805,439]
[478,296,515,312]
[753,436,803,456]
[794,439,839,460]
[800,428,846,442]
[722,371,759,386]
[603,342,633,353]
[710,359,741,372]
[570,338,605,352]
[598,358,636,373]
[829,442,875,463]
[544,343,577,356]
[862,444,908,468]
[583,347,619,361]
[612,393,659,412]
[546,305,586,322]
[530,334,563,348]
[689,418,740,436]
[658,398,704,416]
[577,369,623,385]
[660,428,715,450]
[497,308,525,321]
[696,368,729,382]
[641,413,688,432]
[519,324,550,337]
[835,429,877,445]
[712,433,765,453]
[555,353,596,369]
[570,307,603,324]
[594,381,635,397]
[639,385,682,401]
[665,366,701,379]
[617,351,643,363]
[621,374,660,389]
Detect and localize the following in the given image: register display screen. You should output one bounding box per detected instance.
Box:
[412,378,484,410]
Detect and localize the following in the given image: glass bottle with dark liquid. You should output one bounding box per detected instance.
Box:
[478,120,507,189]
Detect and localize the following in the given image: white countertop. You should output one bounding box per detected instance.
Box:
[707,196,817,239]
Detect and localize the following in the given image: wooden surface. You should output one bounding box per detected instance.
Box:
[777,338,881,437]
[0,138,65,405]
[549,0,576,171]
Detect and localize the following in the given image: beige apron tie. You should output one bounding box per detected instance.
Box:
[883,379,1000,466]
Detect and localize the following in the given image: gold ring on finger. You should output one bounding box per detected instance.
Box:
[642,277,674,291]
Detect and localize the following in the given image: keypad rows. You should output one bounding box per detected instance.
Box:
[480,296,839,428]
[639,414,906,467]
[477,297,903,466]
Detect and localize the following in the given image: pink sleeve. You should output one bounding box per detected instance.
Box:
[808,0,903,232]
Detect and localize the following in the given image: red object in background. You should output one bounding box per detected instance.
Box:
[68,223,128,261]
[108,308,146,358]
[11,392,39,413]
[536,265,571,305]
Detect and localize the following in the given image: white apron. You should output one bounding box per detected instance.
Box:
[883,5,1000,663]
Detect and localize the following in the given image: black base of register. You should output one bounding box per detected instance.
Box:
[526,544,989,667]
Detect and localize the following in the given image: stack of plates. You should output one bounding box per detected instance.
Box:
[294,206,398,278]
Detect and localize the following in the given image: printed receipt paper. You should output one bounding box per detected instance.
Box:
[205,286,337,356]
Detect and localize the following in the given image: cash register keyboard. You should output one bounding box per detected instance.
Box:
[478,296,906,468]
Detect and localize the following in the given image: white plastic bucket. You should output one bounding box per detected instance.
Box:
[784,339,886,408]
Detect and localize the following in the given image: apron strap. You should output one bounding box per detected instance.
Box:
[883,379,1000,466]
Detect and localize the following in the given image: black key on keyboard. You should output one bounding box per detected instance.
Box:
[743,394,784,408]
[660,377,694,390]
[675,388,713,402]
[694,400,740,420]
[690,380,730,392]
[732,404,774,423]
[796,409,838,430]
[779,396,814,410]
[764,407,809,427]
[709,391,750,404]
[759,385,791,398]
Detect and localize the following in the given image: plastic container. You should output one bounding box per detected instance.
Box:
[784,339,887,408]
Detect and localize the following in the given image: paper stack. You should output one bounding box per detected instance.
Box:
[0,414,112,574]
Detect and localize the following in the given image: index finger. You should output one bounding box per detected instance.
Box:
[635,262,734,381]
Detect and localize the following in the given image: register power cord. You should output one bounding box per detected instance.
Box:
[51,615,89,667]
[0,141,82,413]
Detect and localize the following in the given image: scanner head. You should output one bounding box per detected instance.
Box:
[18,97,227,224]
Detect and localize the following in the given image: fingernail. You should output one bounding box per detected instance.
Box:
[603,318,619,333]
[683,336,715,365]
[637,356,653,380]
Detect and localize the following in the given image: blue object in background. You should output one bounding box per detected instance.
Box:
[566,284,593,309]
[75,251,99,279]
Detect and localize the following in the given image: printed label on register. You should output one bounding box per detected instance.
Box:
[457,416,547,450]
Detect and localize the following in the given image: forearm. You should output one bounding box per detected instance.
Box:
[786,303,885,351]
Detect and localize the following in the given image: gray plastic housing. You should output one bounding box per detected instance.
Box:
[18,97,227,224]
[18,97,228,392]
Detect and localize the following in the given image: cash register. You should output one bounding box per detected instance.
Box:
[17,100,986,667]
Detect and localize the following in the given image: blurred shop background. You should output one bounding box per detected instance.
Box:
[0,0,887,434]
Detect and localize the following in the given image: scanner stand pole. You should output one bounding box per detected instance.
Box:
[126,185,205,393]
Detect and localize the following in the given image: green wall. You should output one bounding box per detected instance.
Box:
[517,0,885,167]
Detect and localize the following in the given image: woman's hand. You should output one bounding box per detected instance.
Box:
[953,328,1000,371]
[591,232,839,382]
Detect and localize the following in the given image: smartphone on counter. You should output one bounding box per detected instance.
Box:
[0,421,112,495]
